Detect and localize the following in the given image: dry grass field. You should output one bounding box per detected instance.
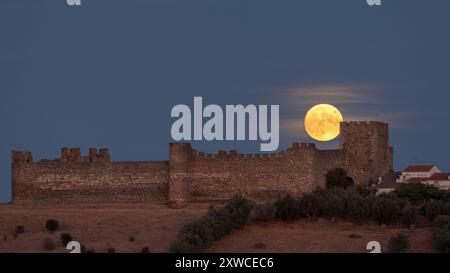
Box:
[0,203,434,253]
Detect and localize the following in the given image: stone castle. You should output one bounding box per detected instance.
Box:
[11,121,393,208]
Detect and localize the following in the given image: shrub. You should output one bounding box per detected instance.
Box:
[310,187,378,222]
[42,238,56,251]
[401,203,420,228]
[372,196,401,225]
[60,233,73,246]
[253,202,276,221]
[387,233,409,253]
[177,218,214,251]
[432,215,450,230]
[141,246,150,253]
[224,195,253,228]
[169,196,252,253]
[346,195,372,223]
[424,200,449,221]
[431,215,450,253]
[326,168,354,189]
[107,248,116,253]
[432,228,450,253]
[15,225,25,234]
[299,192,323,219]
[45,219,59,232]
[274,194,300,221]
[128,235,136,242]
[394,183,441,205]
[321,190,346,221]
[204,206,233,240]
[423,187,447,201]
[339,187,364,217]
[441,190,450,202]
[169,236,199,253]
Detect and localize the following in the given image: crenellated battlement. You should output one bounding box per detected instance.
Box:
[61,147,111,162]
[169,142,193,151]
[12,151,33,163]
[12,147,112,164]
[189,142,317,160]
[88,148,111,162]
[341,121,388,130]
[61,147,81,162]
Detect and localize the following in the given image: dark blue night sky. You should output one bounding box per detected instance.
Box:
[1,0,449,202]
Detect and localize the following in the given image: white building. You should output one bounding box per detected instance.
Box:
[396,165,441,183]
[377,165,450,193]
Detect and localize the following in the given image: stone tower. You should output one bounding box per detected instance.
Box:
[340,121,393,185]
[167,142,192,208]
[11,151,33,204]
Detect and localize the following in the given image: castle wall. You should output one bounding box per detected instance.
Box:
[314,149,347,187]
[12,159,168,204]
[11,121,392,206]
[188,143,320,202]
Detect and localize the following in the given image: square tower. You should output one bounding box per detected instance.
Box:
[340,121,393,185]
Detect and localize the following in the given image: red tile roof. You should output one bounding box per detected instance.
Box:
[403,165,435,172]
[430,173,450,180]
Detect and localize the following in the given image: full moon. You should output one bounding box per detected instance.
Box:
[304,104,344,141]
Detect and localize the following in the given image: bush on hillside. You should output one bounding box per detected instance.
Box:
[346,195,373,223]
[274,194,301,221]
[224,195,253,229]
[15,225,25,234]
[45,219,60,232]
[253,202,276,221]
[432,215,450,230]
[107,247,116,253]
[401,203,419,228]
[394,183,442,205]
[169,196,252,253]
[432,216,450,253]
[326,168,354,189]
[432,229,450,253]
[298,192,323,219]
[372,196,401,225]
[424,200,450,221]
[387,233,409,253]
[321,190,346,222]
